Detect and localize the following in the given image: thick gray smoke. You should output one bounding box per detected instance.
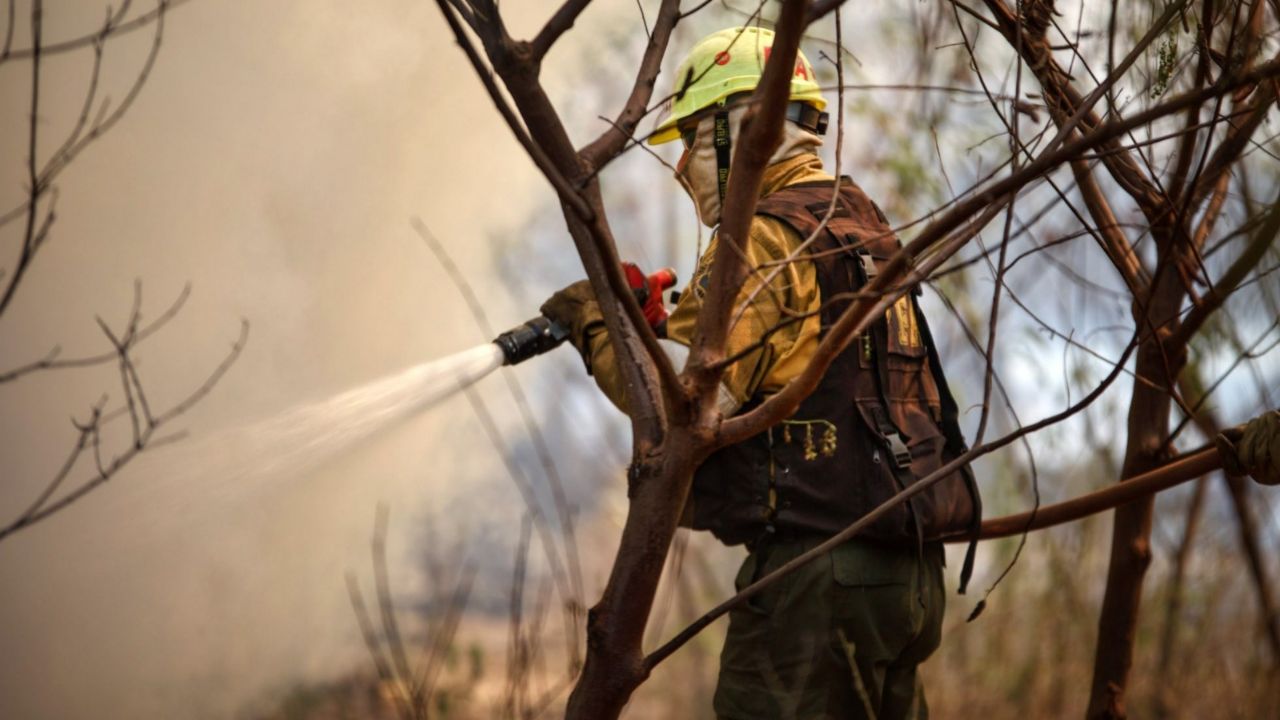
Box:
[0,2,638,717]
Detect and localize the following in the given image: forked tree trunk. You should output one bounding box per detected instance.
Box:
[1087,252,1188,719]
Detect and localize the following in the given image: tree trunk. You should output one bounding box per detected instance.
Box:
[1087,261,1187,719]
[564,431,705,719]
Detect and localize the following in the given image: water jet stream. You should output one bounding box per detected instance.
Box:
[83,343,508,539]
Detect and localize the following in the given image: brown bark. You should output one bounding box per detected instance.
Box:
[1088,185,1277,718]
[567,4,813,716]
[434,3,690,717]
[1087,246,1188,719]
[563,435,704,718]
[970,2,1278,715]
[979,0,1177,217]
[952,446,1221,542]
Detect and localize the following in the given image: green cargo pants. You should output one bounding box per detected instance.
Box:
[713,537,945,720]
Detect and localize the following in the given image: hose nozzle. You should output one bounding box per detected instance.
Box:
[493,316,569,366]
[494,267,677,367]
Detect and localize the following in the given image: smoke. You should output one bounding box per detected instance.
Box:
[0,1,632,717]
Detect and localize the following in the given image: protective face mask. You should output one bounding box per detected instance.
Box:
[675,104,823,228]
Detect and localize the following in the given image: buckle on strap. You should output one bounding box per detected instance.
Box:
[885,431,912,470]
[857,249,878,281]
[786,101,830,136]
[868,404,912,470]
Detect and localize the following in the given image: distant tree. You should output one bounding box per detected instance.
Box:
[0,0,245,542]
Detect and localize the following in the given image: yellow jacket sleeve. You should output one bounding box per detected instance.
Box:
[580,216,820,415]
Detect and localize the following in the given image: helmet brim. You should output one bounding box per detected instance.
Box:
[647,119,681,146]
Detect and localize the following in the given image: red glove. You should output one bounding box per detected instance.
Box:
[622,262,678,332]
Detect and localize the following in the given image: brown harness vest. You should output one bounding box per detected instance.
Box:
[689,179,981,587]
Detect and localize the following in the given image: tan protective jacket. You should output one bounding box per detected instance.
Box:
[582,153,835,411]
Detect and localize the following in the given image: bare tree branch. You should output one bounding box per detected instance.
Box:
[1,0,14,59]
[719,53,1280,446]
[1175,188,1280,346]
[578,0,680,166]
[1180,378,1280,662]
[439,1,691,440]
[413,217,585,672]
[955,444,1225,541]
[687,0,811,406]
[531,0,594,61]
[346,569,416,720]
[39,0,169,183]
[0,0,190,61]
[372,505,415,701]
[0,317,248,543]
[434,0,595,222]
[459,384,574,612]
[0,284,191,383]
[1,0,169,324]
[1,0,44,321]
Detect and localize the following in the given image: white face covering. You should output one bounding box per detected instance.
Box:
[676,104,823,228]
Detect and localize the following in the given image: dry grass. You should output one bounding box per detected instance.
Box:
[259,479,1278,719]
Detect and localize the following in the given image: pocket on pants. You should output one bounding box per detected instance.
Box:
[733,549,790,617]
[830,543,917,633]
[831,542,916,587]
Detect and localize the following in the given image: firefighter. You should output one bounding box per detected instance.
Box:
[541,26,981,719]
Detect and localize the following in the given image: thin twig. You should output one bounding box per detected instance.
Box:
[412,217,585,673]
[0,284,191,383]
[1,0,190,60]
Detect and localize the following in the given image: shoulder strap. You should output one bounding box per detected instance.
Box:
[754,180,852,237]
[852,244,927,578]
[913,300,982,594]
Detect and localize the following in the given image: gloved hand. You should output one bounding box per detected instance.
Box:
[541,265,678,347]
[539,280,601,354]
[1216,410,1280,485]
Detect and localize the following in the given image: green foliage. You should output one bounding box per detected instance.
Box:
[1150,27,1181,98]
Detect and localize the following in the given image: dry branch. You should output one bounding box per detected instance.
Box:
[0,312,248,543]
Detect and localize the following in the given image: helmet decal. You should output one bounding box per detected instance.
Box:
[649,26,827,145]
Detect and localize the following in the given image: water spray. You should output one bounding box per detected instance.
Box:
[102,266,678,533]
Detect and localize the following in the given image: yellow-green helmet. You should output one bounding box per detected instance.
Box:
[649,26,826,145]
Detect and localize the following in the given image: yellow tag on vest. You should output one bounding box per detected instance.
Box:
[889,296,922,349]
